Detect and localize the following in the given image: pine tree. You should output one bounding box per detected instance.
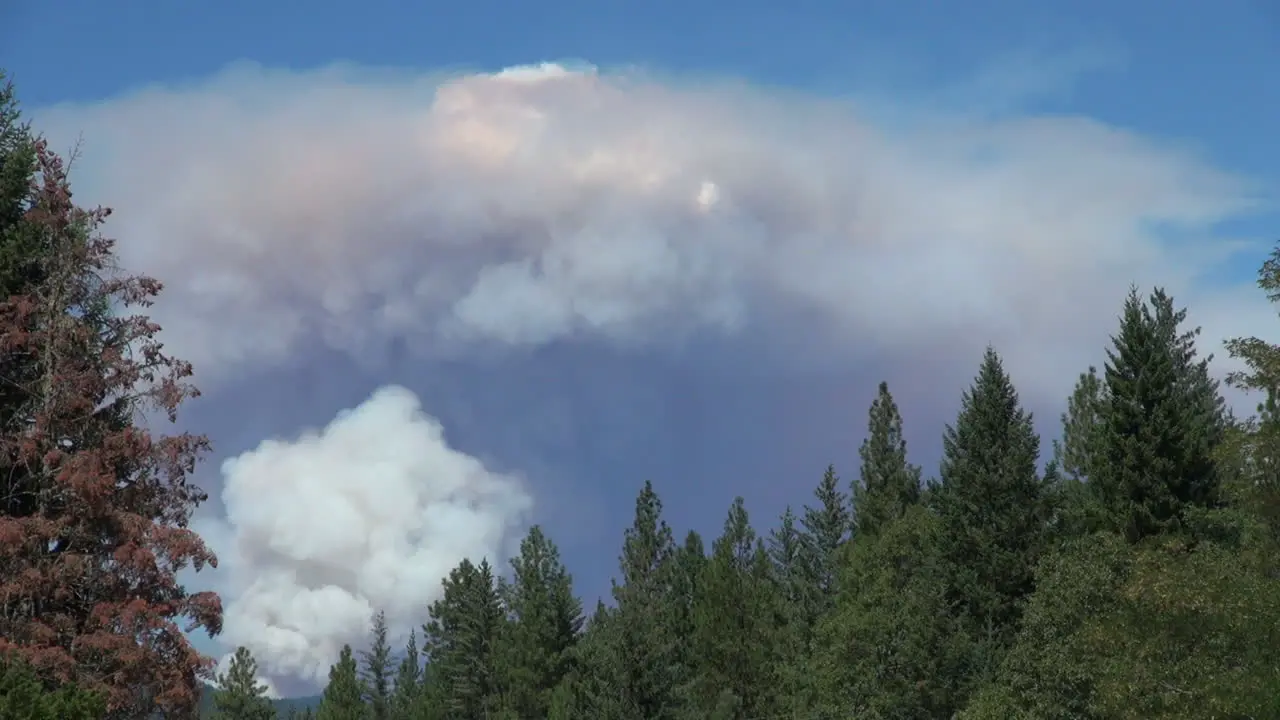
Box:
[562,603,630,719]
[212,647,276,720]
[669,529,705,711]
[932,347,1046,658]
[767,508,813,616]
[389,630,420,719]
[766,507,817,709]
[608,481,682,719]
[0,654,106,720]
[498,525,584,719]
[1052,367,1106,483]
[799,465,850,606]
[422,558,505,718]
[1094,288,1226,541]
[360,611,393,720]
[1047,367,1111,540]
[317,645,367,720]
[853,381,922,538]
[689,498,780,718]
[809,505,969,718]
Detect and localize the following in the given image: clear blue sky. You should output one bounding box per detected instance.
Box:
[3,0,1278,691]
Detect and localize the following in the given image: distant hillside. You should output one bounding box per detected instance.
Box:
[196,683,322,718]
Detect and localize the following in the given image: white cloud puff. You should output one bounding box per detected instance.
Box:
[203,385,531,685]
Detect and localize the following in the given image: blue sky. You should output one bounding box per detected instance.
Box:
[3,0,1278,694]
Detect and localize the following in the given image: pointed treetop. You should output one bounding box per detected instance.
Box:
[854,381,922,537]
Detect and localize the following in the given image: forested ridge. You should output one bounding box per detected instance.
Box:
[2,73,1280,719]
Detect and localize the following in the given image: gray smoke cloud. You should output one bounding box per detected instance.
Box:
[32,60,1270,688]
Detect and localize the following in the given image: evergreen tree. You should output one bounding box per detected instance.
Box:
[0,654,105,720]
[360,611,393,720]
[668,529,706,711]
[853,381,922,537]
[608,481,682,719]
[810,506,970,718]
[390,630,421,720]
[422,558,505,718]
[498,525,584,719]
[798,465,850,607]
[766,507,814,710]
[931,347,1047,677]
[1221,244,1280,544]
[689,498,780,719]
[318,645,367,720]
[213,646,276,720]
[1094,288,1227,542]
[561,603,630,720]
[1052,367,1106,482]
[1048,368,1111,540]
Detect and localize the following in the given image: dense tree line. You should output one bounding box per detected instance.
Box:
[3,71,1280,718]
[247,272,1280,719]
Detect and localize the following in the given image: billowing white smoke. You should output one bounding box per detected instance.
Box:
[206,386,531,686]
[33,60,1263,401]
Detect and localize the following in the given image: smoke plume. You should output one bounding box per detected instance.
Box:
[200,385,530,685]
[33,60,1268,688]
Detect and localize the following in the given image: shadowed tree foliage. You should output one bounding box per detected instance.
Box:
[0,73,221,718]
[0,654,105,720]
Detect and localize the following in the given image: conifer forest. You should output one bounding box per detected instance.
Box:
[2,67,1280,720]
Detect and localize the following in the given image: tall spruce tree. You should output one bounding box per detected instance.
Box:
[559,601,630,720]
[766,507,814,710]
[422,558,505,719]
[799,465,851,607]
[1052,367,1106,483]
[360,611,393,720]
[853,381,922,537]
[498,525,584,719]
[608,481,682,719]
[932,347,1046,658]
[389,630,421,720]
[689,498,780,719]
[1047,367,1111,540]
[318,646,367,720]
[212,646,275,720]
[669,529,706,711]
[1094,288,1226,541]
